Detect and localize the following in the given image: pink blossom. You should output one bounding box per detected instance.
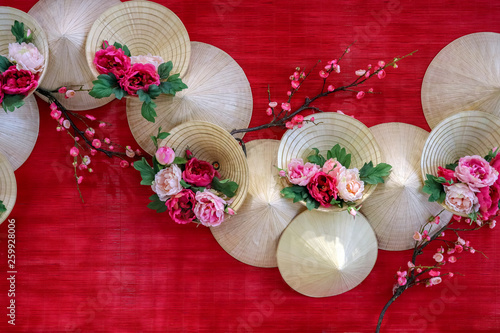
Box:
[433,216,441,224]
[444,183,479,214]
[396,271,407,286]
[120,160,129,168]
[194,190,227,227]
[413,231,422,242]
[82,155,91,165]
[279,170,286,177]
[377,69,386,79]
[126,147,135,158]
[286,158,321,186]
[429,270,440,277]
[78,164,87,171]
[69,147,79,157]
[281,102,291,111]
[85,128,95,138]
[490,220,497,229]
[416,268,422,273]
[457,237,465,245]
[86,114,96,121]
[77,176,83,184]
[291,80,300,89]
[50,109,62,120]
[433,253,444,263]
[449,272,454,278]
[437,246,444,253]
[285,121,294,129]
[108,145,114,150]
[287,91,291,96]
[310,117,315,122]
[378,60,386,67]
[266,108,273,116]
[92,139,101,148]
[448,256,457,263]
[355,69,366,76]
[62,120,70,129]
[430,277,442,286]
[65,90,76,99]
[155,146,175,165]
[453,215,462,221]
[327,85,335,92]
[455,244,463,253]
[447,248,455,254]
[90,149,97,156]
[227,207,236,215]
[347,206,358,217]
[99,123,106,128]
[470,248,476,254]
[104,137,111,144]
[407,261,415,269]
[455,155,498,191]
[319,70,329,78]
[356,91,365,99]
[50,102,57,111]
[269,101,277,108]
[58,87,67,94]
[292,115,303,124]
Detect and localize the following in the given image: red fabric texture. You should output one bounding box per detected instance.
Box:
[1,0,500,332]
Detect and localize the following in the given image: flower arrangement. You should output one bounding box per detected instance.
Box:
[278,144,392,211]
[89,41,187,123]
[133,129,239,227]
[0,21,45,112]
[423,148,500,223]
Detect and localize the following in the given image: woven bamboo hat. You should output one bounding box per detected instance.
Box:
[159,120,249,212]
[0,95,39,170]
[0,150,16,225]
[421,111,500,216]
[422,32,500,129]
[0,6,49,97]
[127,41,253,155]
[211,140,305,268]
[29,0,119,110]
[361,123,452,251]
[86,0,190,79]
[277,112,382,212]
[277,210,378,297]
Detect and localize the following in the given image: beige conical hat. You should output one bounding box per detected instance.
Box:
[277,112,382,212]
[421,111,500,216]
[277,210,378,297]
[422,32,500,129]
[159,120,249,212]
[0,95,39,170]
[0,150,16,225]
[29,0,119,110]
[127,41,253,155]
[210,140,305,268]
[361,123,452,251]
[0,6,49,97]
[86,0,190,79]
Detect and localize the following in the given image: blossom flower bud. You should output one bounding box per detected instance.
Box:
[378,60,386,67]
[99,123,106,128]
[92,139,101,148]
[120,160,129,168]
[266,108,273,116]
[356,91,365,99]
[63,120,70,129]
[269,101,277,108]
[58,86,67,94]
[86,114,96,121]
[319,70,329,78]
[70,147,79,157]
[327,85,335,92]
[65,90,76,99]
[77,176,83,184]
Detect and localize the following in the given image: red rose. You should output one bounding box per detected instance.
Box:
[118,63,160,96]
[0,74,4,103]
[93,45,131,77]
[182,157,217,187]
[437,166,457,185]
[306,171,338,207]
[2,66,37,96]
[166,189,197,224]
[477,180,500,221]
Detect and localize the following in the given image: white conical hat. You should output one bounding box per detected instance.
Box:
[0,150,16,225]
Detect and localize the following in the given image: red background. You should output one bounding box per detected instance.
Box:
[1,0,500,332]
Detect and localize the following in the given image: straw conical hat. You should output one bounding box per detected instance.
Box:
[277,210,378,297]
[86,0,190,79]
[277,112,382,212]
[159,121,249,212]
[421,111,500,216]
[0,95,39,170]
[127,41,253,155]
[0,151,16,225]
[0,6,49,97]
[422,32,500,129]
[361,123,452,251]
[210,140,305,268]
[29,0,119,110]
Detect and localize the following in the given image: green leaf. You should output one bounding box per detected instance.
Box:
[158,61,173,80]
[307,148,326,167]
[445,162,458,170]
[157,132,170,140]
[167,73,180,82]
[113,42,123,49]
[212,176,239,198]
[2,94,25,112]
[113,87,126,100]
[152,156,160,174]
[172,156,187,165]
[89,74,119,99]
[148,84,161,99]
[180,180,205,193]
[0,55,13,72]
[468,211,478,222]
[485,148,499,162]
[133,157,156,185]
[147,194,168,213]
[180,180,191,188]
[122,44,131,57]
[359,162,392,184]
[327,144,352,168]
[0,200,6,213]
[422,174,446,203]
[281,185,320,210]
[11,21,26,43]
[141,101,157,123]
[160,74,188,95]
[137,89,152,104]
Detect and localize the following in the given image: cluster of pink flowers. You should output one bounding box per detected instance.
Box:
[280,156,364,208]
[353,60,387,99]
[151,147,235,227]
[93,41,163,96]
[0,42,44,104]
[437,151,500,222]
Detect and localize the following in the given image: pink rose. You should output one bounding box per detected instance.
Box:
[306,171,338,207]
[166,189,197,224]
[444,183,479,214]
[182,157,217,187]
[437,166,457,185]
[193,190,227,227]
[336,168,365,202]
[93,45,131,77]
[455,155,498,191]
[2,65,37,95]
[155,146,175,165]
[8,42,45,74]
[130,53,164,70]
[322,158,344,179]
[118,63,160,96]
[151,164,183,201]
[286,158,321,186]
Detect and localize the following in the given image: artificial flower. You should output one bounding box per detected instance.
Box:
[336,168,365,202]
[182,157,217,187]
[437,166,457,185]
[307,171,338,207]
[93,45,131,77]
[151,164,183,201]
[130,53,164,70]
[455,155,498,191]
[8,42,44,74]
[286,158,320,186]
[444,183,479,214]
[2,65,37,95]
[166,189,197,224]
[155,146,175,165]
[119,63,160,96]
[193,189,227,227]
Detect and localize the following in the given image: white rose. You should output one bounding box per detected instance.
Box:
[130,53,164,70]
[8,42,45,74]
[151,164,183,201]
[337,168,364,202]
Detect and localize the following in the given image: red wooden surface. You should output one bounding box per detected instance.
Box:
[1,0,500,332]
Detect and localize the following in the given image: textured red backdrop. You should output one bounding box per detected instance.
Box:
[1,0,500,332]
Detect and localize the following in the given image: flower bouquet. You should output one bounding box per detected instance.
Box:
[0,20,46,112]
[134,121,249,227]
[89,41,187,123]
